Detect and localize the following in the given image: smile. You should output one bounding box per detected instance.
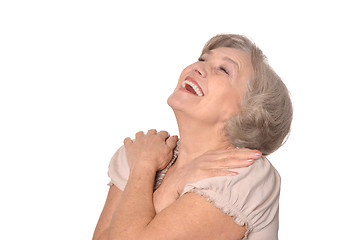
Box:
[181,79,204,97]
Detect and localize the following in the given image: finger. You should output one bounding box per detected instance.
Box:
[166,135,178,149]
[203,153,256,169]
[219,157,255,169]
[205,169,240,178]
[124,137,133,146]
[157,130,170,140]
[216,148,262,160]
[236,149,262,160]
[146,129,157,135]
[135,131,145,139]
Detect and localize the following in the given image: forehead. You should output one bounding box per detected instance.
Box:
[206,46,248,57]
[204,47,251,66]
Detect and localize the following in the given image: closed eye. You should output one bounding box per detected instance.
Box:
[198,57,230,75]
[220,67,229,75]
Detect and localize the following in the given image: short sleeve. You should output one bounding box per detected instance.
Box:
[107,145,130,191]
[180,157,280,238]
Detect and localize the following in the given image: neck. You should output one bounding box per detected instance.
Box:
[173,112,232,169]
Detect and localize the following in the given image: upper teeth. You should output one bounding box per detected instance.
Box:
[182,80,204,96]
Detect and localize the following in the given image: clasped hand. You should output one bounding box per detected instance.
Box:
[124,129,178,172]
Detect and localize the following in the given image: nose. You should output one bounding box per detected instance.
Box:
[193,62,207,78]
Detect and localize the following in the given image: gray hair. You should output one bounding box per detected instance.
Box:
[202,34,293,155]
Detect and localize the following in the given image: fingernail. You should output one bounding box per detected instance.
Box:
[247,159,254,163]
[254,152,262,157]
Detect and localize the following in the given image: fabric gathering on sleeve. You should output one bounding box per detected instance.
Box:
[180,157,281,239]
[107,145,130,191]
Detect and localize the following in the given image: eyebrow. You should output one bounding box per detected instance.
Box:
[223,57,239,70]
[203,51,240,70]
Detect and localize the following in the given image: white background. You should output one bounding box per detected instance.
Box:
[1,0,360,239]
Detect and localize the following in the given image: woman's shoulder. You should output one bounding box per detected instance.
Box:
[182,156,280,194]
[180,156,280,234]
[232,156,281,189]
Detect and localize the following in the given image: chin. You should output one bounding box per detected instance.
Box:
[167,91,183,111]
[168,97,214,125]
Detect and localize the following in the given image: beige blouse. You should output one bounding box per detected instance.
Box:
[108,146,281,240]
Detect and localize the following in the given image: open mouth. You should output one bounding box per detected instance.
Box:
[181,79,204,97]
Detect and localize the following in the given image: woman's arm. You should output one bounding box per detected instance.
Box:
[108,130,247,240]
[96,129,259,239]
[109,159,246,240]
[92,185,122,240]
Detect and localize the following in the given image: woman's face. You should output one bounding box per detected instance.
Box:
[167,47,253,124]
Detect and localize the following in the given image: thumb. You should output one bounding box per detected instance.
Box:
[166,135,178,150]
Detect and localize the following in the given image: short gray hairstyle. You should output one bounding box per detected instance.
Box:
[202,34,293,155]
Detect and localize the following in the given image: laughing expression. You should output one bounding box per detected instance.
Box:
[168,47,253,124]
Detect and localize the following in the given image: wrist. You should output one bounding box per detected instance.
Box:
[129,160,158,174]
[129,165,157,179]
[126,167,156,193]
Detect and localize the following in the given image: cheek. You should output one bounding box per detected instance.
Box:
[214,87,242,116]
[222,78,246,114]
[224,92,241,112]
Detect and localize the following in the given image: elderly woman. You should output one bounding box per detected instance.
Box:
[93,34,292,240]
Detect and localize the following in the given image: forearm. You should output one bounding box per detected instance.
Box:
[93,185,123,240]
[109,166,156,240]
